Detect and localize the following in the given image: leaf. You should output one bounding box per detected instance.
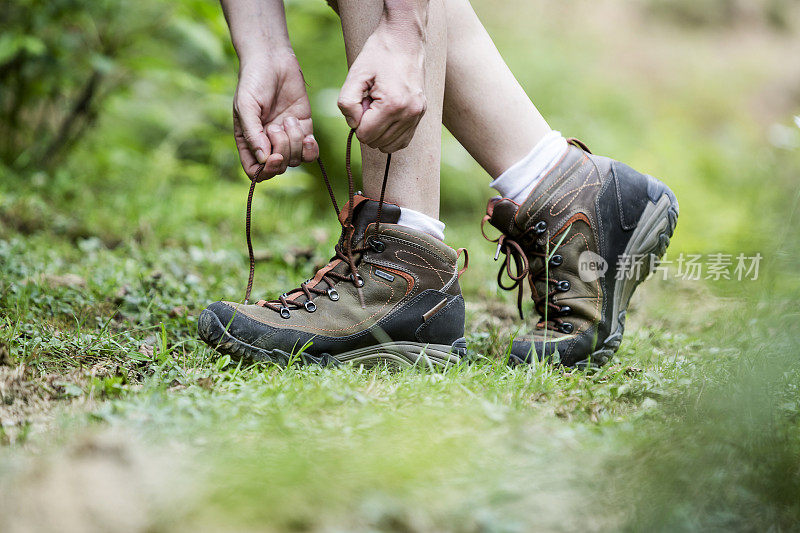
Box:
[0,35,46,65]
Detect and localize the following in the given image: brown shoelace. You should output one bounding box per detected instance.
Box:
[483,223,569,330]
[243,129,391,318]
[482,137,590,331]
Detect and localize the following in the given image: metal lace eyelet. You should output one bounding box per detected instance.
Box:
[350,273,364,287]
[534,220,548,234]
[560,322,574,334]
[279,307,291,319]
[304,301,317,313]
[367,236,386,253]
[557,280,571,292]
[559,305,572,316]
[327,288,339,301]
[549,254,563,267]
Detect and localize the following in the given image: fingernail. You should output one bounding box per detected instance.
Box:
[267,124,282,133]
[255,149,267,163]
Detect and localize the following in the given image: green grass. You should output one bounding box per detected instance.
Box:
[2,0,800,531]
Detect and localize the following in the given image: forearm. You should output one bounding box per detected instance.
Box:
[220,0,292,67]
[380,0,429,47]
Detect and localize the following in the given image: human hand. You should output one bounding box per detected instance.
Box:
[233,52,319,180]
[337,23,426,153]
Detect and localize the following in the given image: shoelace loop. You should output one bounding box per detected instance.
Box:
[244,129,391,318]
[482,216,570,330]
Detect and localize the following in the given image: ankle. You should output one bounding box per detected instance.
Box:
[489,130,568,204]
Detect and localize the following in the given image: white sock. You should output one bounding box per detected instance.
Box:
[397,207,445,241]
[489,130,569,204]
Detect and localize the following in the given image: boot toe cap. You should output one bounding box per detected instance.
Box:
[198,301,277,348]
[509,332,587,367]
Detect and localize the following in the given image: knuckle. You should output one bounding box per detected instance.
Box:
[337,96,355,111]
[385,96,404,113]
[234,95,254,114]
[355,127,371,142]
[408,95,426,116]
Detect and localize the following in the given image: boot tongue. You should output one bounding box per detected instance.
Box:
[282,196,400,305]
[339,194,401,245]
[486,197,524,237]
[276,194,400,305]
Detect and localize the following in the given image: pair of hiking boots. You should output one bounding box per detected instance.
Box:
[198,137,678,368]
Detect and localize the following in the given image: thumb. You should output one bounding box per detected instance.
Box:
[338,71,372,130]
[234,97,270,164]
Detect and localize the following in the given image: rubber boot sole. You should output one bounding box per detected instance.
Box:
[198,308,467,369]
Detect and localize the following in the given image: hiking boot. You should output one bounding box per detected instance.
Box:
[483,139,678,367]
[198,194,468,367]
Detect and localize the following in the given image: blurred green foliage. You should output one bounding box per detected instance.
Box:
[0,0,172,169]
[0,0,353,246]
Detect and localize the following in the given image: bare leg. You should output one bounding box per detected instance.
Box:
[337,0,446,219]
[442,0,551,179]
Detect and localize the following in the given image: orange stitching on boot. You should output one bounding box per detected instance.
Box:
[521,154,585,222]
[377,266,415,297]
[394,249,450,285]
[551,214,592,238]
[548,164,601,217]
[381,227,452,263]
[515,146,572,208]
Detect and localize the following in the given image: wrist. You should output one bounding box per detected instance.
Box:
[379,0,426,43]
[238,46,296,73]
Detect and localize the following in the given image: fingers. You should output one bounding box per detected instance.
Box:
[338,71,371,130]
[283,117,305,167]
[354,108,392,146]
[266,124,290,174]
[377,121,416,154]
[302,134,319,162]
[354,93,426,153]
[233,98,270,165]
[234,117,270,180]
[235,117,317,180]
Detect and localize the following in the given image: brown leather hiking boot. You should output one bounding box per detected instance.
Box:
[199,131,467,367]
[199,196,467,367]
[483,139,678,367]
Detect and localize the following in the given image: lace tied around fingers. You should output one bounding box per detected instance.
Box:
[243,128,392,318]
